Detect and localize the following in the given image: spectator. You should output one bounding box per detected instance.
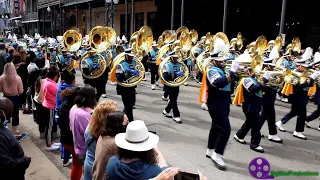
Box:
[107,120,168,180]
[0,97,31,180]
[34,68,47,138]
[0,43,6,75]
[55,71,75,166]
[42,65,60,151]
[0,63,23,135]
[84,101,117,180]
[59,87,82,180]
[5,47,14,63]
[69,86,97,164]
[93,111,128,180]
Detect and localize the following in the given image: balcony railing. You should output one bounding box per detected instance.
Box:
[38,0,60,6]
[60,0,93,5]
[22,12,39,22]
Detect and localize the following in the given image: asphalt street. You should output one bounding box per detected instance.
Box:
[19,71,320,180]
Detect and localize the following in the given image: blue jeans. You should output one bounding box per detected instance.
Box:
[56,115,72,162]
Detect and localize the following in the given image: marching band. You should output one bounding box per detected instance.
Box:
[4,25,320,171]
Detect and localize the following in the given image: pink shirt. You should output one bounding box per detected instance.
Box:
[0,76,23,96]
[69,105,92,156]
[42,78,58,109]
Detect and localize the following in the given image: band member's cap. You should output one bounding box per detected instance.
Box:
[88,48,95,52]
[152,43,158,47]
[62,48,68,52]
[124,48,133,53]
[229,46,236,51]
[168,51,178,58]
[263,57,276,66]
[48,46,54,49]
[36,45,41,47]
[28,44,33,47]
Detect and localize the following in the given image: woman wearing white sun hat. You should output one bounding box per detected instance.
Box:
[106,120,168,180]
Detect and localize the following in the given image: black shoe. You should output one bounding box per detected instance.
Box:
[250,146,264,153]
[234,135,246,144]
[261,134,265,138]
[305,121,311,128]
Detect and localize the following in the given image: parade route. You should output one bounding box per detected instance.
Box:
[19,72,320,180]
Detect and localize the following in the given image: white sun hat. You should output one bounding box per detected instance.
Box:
[115,120,159,152]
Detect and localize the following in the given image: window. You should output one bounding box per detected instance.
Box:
[135,13,144,31]
[147,12,156,30]
[120,14,131,38]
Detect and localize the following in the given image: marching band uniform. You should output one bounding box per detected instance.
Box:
[162,52,183,124]
[276,60,318,140]
[227,46,237,61]
[306,60,320,131]
[35,45,43,57]
[82,49,106,101]
[234,69,271,153]
[202,52,239,170]
[116,49,137,122]
[259,59,283,143]
[161,41,174,101]
[149,43,159,90]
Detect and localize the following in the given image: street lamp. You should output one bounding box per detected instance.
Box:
[106,0,119,28]
[47,6,53,37]
[47,6,51,12]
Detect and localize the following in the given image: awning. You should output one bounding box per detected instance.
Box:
[10,16,22,20]
[22,20,39,23]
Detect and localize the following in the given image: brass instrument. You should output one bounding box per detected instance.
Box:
[129,31,138,53]
[136,26,153,57]
[157,44,171,63]
[158,47,189,87]
[112,26,153,87]
[292,37,301,54]
[284,69,308,85]
[230,32,243,56]
[58,30,82,72]
[266,40,276,52]
[196,51,210,73]
[189,29,198,44]
[308,69,320,86]
[79,26,116,79]
[203,32,214,52]
[254,36,267,56]
[247,42,256,55]
[112,53,145,87]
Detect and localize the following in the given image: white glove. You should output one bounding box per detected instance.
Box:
[230,61,240,73]
[311,71,320,80]
[263,71,271,80]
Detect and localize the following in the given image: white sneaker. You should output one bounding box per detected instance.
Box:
[206,149,215,158]
[201,103,208,111]
[155,81,159,86]
[250,146,264,153]
[143,77,146,81]
[199,82,202,85]
[173,117,182,124]
[305,121,311,128]
[102,94,107,98]
[276,94,282,101]
[62,158,72,167]
[234,134,246,144]
[293,131,307,140]
[162,96,169,101]
[184,82,188,86]
[276,121,286,132]
[318,126,320,131]
[151,84,155,90]
[163,110,172,117]
[111,82,117,85]
[46,145,60,151]
[53,143,61,146]
[281,98,288,103]
[211,153,226,170]
[268,135,283,143]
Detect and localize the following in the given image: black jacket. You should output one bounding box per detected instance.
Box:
[0,127,30,180]
[58,101,74,146]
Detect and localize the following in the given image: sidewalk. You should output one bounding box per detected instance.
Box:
[20,137,67,180]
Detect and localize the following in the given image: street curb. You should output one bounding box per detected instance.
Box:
[21,137,67,180]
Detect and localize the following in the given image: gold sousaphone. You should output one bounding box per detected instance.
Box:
[158,47,189,87]
[79,26,116,79]
[112,26,153,87]
[57,30,82,72]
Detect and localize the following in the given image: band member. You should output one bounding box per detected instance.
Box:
[277,53,295,102]
[276,61,319,140]
[306,60,320,131]
[116,48,138,122]
[81,48,107,101]
[227,46,237,60]
[200,52,239,170]
[99,50,111,98]
[149,42,159,90]
[234,66,271,153]
[259,59,283,143]
[161,40,174,101]
[162,52,184,124]
[35,45,43,57]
